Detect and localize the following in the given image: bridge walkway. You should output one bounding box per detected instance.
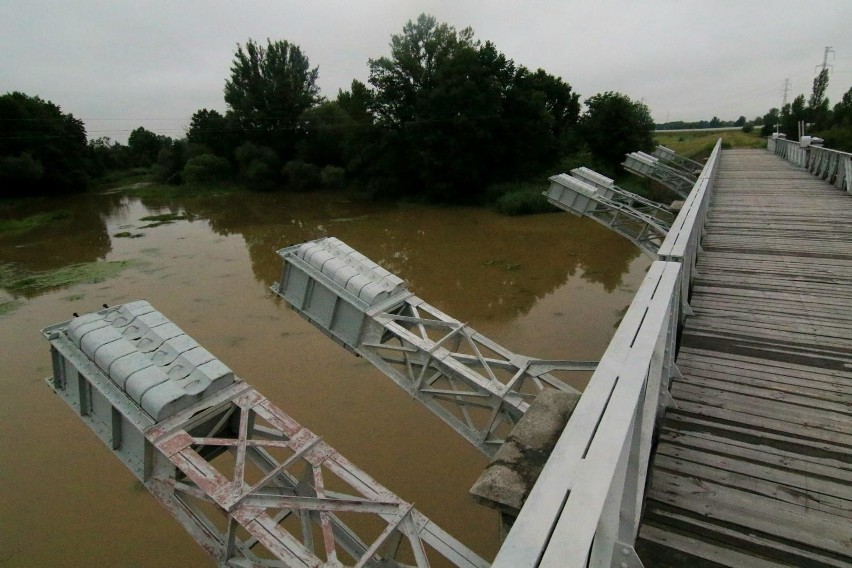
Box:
[637,149,852,567]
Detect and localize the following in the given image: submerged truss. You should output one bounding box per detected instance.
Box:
[44,302,487,568]
[273,238,594,457]
[545,167,675,258]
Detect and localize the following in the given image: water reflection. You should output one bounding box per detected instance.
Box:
[162,191,641,323]
[0,188,648,566]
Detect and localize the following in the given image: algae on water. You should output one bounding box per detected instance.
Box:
[0,259,144,296]
[138,213,188,228]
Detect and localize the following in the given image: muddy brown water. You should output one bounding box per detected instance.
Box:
[0,189,650,567]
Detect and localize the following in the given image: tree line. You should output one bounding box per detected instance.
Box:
[755,69,852,150]
[2,14,655,202]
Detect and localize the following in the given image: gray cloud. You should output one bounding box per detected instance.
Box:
[2,0,850,142]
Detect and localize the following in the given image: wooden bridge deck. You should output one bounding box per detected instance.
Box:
[637,149,852,567]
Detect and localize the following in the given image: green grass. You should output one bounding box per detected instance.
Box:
[0,209,73,235]
[0,298,23,316]
[654,130,766,160]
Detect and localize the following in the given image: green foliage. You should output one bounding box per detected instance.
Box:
[363,14,580,203]
[236,141,280,191]
[0,259,143,295]
[88,136,132,177]
[580,92,654,169]
[281,160,320,192]
[0,209,72,235]
[490,182,556,215]
[760,108,780,136]
[224,38,322,159]
[187,108,237,159]
[320,165,345,189]
[0,91,89,197]
[741,123,754,133]
[297,101,353,166]
[128,127,170,167]
[153,139,190,184]
[183,153,232,184]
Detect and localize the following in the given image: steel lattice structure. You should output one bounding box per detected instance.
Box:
[273,238,594,457]
[44,302,488,568]
[545,168,675,258]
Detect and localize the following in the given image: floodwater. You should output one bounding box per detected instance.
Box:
[0,188,650,567]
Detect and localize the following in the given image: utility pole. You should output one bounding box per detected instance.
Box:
[778,78,790,134]
[815,46,835,74]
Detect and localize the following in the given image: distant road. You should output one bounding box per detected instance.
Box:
[655,126,744,133]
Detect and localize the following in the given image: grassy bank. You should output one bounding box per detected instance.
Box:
[654,129,765,160]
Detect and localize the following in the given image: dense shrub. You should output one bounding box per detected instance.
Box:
[183,154,232,184]
[281,160,321,192]
[320,165,345,189]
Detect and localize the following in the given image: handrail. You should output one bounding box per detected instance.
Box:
[768,137,852,193]
[494,261,681,567]
[657,138,723,317]
[493,140,722,567]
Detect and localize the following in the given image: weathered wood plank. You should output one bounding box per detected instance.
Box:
[639,149,852,567]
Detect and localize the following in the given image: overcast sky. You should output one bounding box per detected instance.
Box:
[2,0,850,143]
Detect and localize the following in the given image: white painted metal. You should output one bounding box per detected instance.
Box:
[653,145,704,176]
[274,240,591,456]
[769,137,852,193]
[545,170,674,259]
[622,152,695,198]
[44,302,488,568]
[658,139,723,319]
[492,261,682,568]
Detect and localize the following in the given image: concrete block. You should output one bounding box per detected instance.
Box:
[469,389,581,515]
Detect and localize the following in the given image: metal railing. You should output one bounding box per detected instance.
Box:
[493,261,681,568]
[657,138,722,318]
[493,141,722,567]
[769,137,852,193]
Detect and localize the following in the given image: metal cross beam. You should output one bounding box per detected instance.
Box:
[545,169,674,258]
[622,152,696,198]
[44,302,488,568]
[272,239,593,457]
[653,145,704,176]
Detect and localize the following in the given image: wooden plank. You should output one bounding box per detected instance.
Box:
[640,511,850,568]
[677,347,852,382]
[647,472,852,556]
[652,451,852,518]
[663,411,852,469]
[657,428,852,483]
[673,373,852,414]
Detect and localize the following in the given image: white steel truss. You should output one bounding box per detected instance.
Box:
[272,241,594,458]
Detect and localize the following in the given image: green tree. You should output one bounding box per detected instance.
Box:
[296,101,353,166]
[780,95,807,139]
[235,141,280,191]
[760,108,779,136]
[128,126,169,167]
[0,91,89,196]
[183,153,232,184]
[224,38,322,159]
[187,108,237,159]
[808,69,831,130]
[364,14,580,202]
[580,92,654,170]
[734,115,746,127]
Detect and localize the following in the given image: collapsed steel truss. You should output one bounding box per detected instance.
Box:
[545,169,675,258]
[622,151,696,198]
[273,240,594,457]
[361,296,595,455]
[44,304,487,568]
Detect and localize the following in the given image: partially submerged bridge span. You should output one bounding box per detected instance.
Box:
[272,237,594,457]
